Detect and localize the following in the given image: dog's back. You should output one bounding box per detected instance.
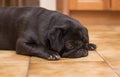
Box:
[0,7,60,50]
[0,7,46,50]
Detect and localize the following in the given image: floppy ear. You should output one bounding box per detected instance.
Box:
[81,28,89,43]
[48,26,66,52]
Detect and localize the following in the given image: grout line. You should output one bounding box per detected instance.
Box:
[26,57,31,77]
[95,50,120,77]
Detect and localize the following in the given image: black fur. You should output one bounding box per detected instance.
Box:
[0,7,96,60]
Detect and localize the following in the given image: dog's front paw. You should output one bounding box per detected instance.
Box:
[47,51,61,60]
[48,54,61,60]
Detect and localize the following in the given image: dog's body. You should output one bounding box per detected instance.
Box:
[0,7,96,60]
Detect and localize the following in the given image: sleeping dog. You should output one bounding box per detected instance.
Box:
[0,7,96,60]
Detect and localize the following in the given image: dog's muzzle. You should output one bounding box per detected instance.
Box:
[61,49,88,58]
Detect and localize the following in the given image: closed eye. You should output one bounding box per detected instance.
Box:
[75,40,83,47]
[65,40,74,49]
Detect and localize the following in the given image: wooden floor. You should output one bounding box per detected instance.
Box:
[0,25,120,77]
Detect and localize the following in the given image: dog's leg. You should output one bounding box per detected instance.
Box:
[16,38,60,60]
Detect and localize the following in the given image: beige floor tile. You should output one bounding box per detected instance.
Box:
[95,40,120,76]
[97,51,120,75]
[90,40,120,50]
[86,25,120,32]
[89,32,120,40]
[0,63,28,77]
[31,51,103,63]
[0,50,30,64]
[88,25,120,41]
[28,62,118,77]
[97,50,120,76]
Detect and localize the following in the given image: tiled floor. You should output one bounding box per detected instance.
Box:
[0,25,120,77]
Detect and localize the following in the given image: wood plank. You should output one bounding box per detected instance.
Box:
[112,0,120,10]
[70,11,120,25]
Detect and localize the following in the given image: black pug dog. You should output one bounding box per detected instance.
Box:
[0,7,96,60]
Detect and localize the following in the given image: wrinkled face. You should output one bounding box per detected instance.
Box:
[48,17,90,58]
[60,28,89,58]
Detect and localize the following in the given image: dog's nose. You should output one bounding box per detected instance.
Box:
[86,43,97,50]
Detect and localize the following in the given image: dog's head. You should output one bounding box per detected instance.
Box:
[48,14,96,58]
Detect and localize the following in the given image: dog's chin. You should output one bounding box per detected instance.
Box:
[61,49,88,58]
